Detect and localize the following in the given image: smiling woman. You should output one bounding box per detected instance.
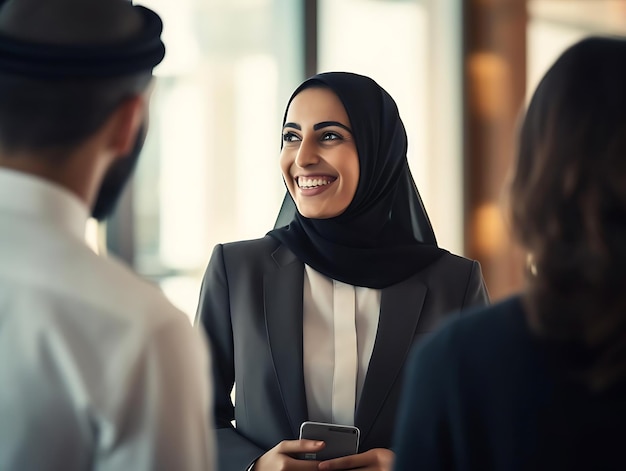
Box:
[280,87,360,219]
[195,71,490,471]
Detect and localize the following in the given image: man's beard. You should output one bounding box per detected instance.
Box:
[91,124,147,221]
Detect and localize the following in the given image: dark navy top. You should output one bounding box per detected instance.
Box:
[393,296,626,471]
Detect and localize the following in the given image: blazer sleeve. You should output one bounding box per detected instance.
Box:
[461,260,490,310]
[195,244,265,471]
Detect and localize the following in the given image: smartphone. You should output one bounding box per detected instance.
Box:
[298,421,360,461]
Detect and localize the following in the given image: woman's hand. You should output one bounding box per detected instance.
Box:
[253,439,325,470]
[318,448,394,470]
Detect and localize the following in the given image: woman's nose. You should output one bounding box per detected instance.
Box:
[294,138,320,168]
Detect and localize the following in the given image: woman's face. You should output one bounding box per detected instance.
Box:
[280,87,360,219]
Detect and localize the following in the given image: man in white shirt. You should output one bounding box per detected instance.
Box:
[0,0,215,469]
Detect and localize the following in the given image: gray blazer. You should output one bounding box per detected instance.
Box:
[196,235,489,471]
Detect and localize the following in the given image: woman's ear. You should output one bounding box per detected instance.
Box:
[106,95,145,158]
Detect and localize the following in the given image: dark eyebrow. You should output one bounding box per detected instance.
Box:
[282,120,353,134]
[313,121,352,134]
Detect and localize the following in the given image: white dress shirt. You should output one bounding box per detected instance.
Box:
[0,169,215,471]
[303,265,381,426]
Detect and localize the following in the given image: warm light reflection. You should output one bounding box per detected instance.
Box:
[85,218,102,254]
[467,52,511,120]
[472,203,507,258]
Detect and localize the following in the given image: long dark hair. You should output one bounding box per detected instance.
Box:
[510,37,626,390]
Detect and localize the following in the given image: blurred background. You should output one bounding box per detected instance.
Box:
[98,0,626,320]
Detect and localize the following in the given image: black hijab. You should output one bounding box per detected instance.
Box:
[268,72,447,289]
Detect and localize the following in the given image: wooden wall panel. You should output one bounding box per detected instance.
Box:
[463,0,528,300]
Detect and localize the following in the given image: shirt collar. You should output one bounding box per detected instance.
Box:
[0,168,90,240]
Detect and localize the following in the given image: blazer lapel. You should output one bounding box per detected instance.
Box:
[264,245,308,438]
[355,274,427,444]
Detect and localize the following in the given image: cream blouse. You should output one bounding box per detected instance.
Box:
[302,265,381,426]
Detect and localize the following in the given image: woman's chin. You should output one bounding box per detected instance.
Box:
[297,205,346,220]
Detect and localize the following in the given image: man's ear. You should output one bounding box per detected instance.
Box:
[107,95,145,158]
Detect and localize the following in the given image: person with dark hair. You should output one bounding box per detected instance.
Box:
[392,36,626,471]
[0,0,215,469]
[196,72,489,471]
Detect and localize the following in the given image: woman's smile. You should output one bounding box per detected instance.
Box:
[296,175,337,196]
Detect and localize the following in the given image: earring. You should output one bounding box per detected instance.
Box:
[526,253,537,277]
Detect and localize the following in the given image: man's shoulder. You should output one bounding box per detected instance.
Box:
[84,252,190,329]
[0,244,203,396]
[0,232,198,379]
[17,235,192,335]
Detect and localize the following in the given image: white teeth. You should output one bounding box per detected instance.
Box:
[298,177,332,188]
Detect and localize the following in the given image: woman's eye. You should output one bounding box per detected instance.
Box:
[282,132,300,142]
[321,132,341,141]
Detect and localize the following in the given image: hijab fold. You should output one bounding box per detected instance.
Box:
[269,72,446,289]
